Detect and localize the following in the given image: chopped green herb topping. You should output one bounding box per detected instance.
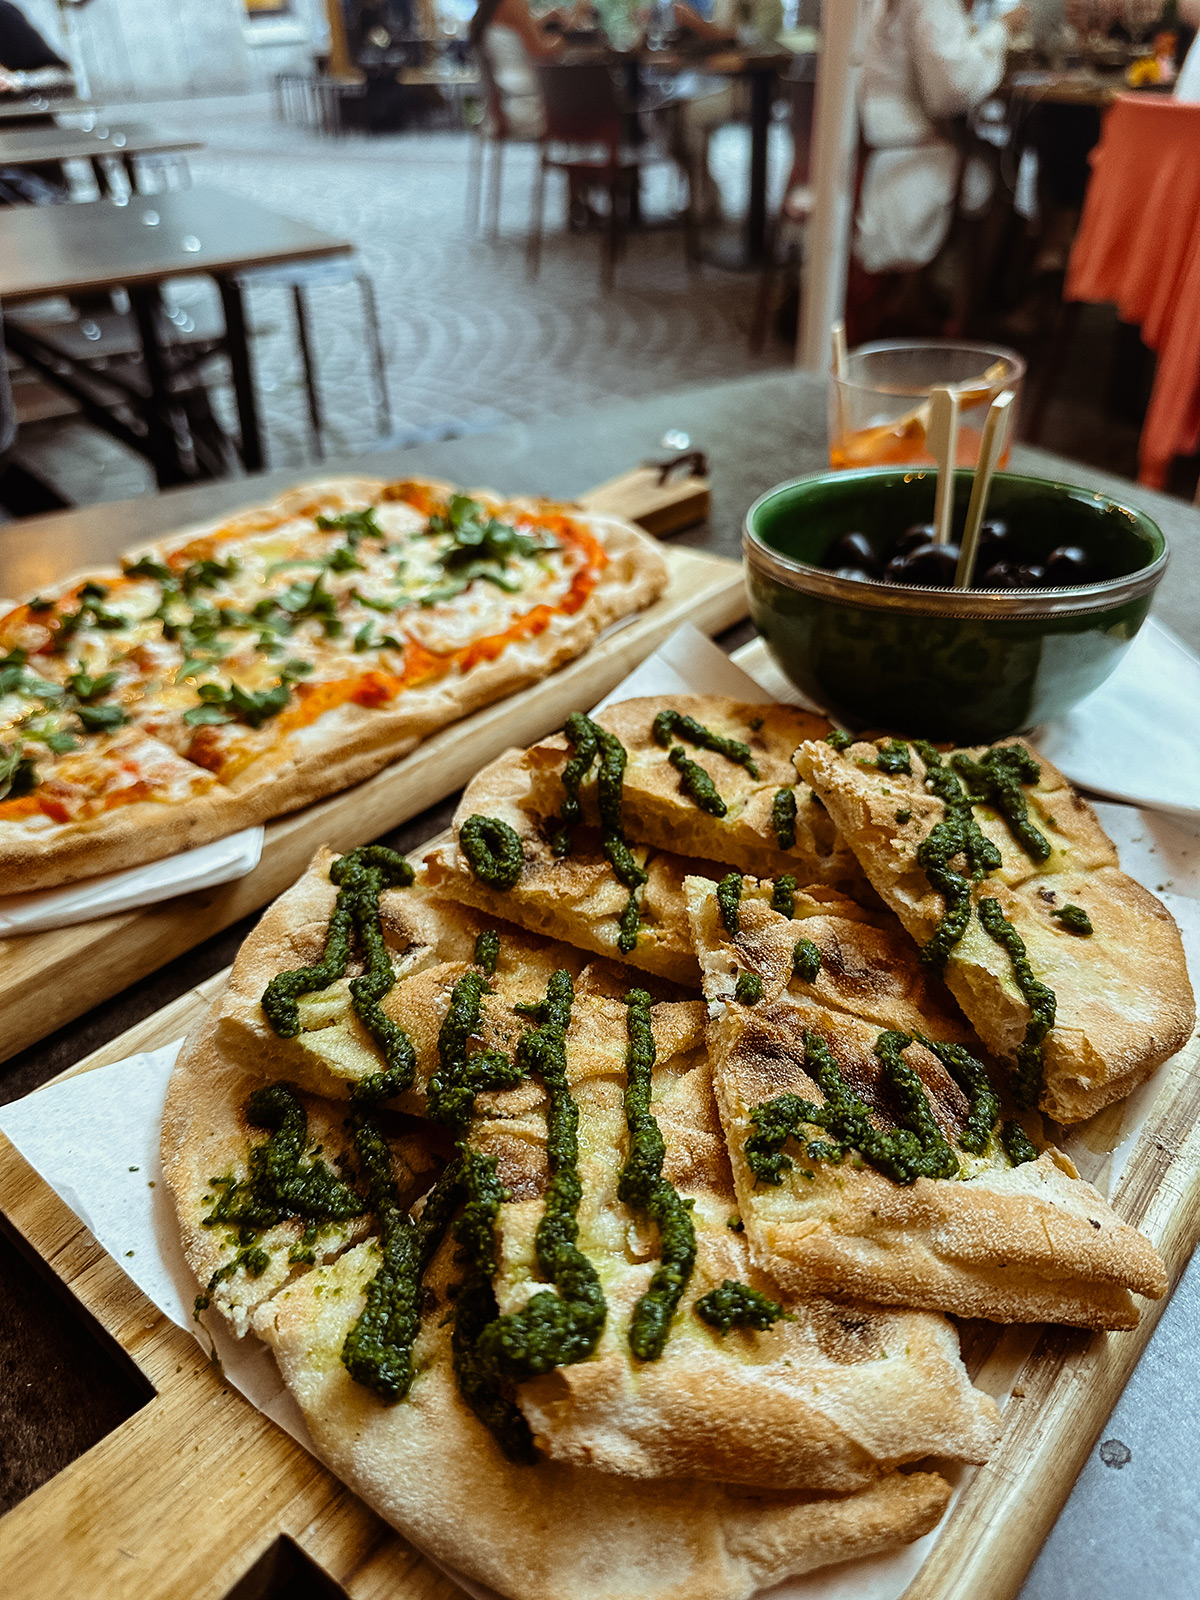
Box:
[460,814,525,890]
[261,846,417,1099]
[977,897,1056,1107]
[617,989,697,1360]
[912,740,1002,970]
[951,745,1050,862]
[792,938,822,984]
[474,929,501,975]
[745,1030,961,1187]
[876,739,912,775]
[667,745,727,816]
[772,786,797,850]
[734,971,763,1004]
[772,874,796,918]
[716,872,743,934]
[651,709,759,778]
[694,1281,789,1336]
[826,730,852,751]
[1001,1120,1040,1166]
[1052,903,1093,936]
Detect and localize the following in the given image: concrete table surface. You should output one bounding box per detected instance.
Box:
[0,368,1196,1599]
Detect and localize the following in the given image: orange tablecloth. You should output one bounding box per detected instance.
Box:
[1064,95,1200,488]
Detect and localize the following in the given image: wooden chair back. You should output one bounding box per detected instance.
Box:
[534,61,623,146]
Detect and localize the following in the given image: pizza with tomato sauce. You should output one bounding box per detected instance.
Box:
[0,475,668,891]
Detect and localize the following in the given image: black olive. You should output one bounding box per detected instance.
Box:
[1044,545,1094,585]
[977,519,1010,556]
[825,530,876,571]
[832,565,871,581]
[977,560,1023,589]
[889,522,937,558]
[884,542,961,587]
[1015,563,1047,586]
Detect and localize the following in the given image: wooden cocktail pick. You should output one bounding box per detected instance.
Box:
[929,386,960,546]
[954,389,1016,589]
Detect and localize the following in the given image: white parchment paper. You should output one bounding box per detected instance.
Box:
[2,622,1198,1600]
[0,826,265,935]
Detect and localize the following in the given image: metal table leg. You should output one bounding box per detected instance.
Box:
[128,284,196,487]
[217,274,266,473]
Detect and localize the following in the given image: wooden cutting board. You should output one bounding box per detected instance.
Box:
[0,851,1197,1600]
[0,470,742,1064]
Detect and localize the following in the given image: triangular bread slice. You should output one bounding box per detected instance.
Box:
[520,695,867,890]
[424,745,722,984]
[686,873,1168,1328]
[795,736,1195,1123]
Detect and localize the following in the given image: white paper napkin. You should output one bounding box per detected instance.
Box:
[2,624,1197,1600]
[1032,619,1200,818]
[0,826,265,936]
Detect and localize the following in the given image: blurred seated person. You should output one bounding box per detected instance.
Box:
[848,0,1026,335]
[470,0,582,138]
[671,0,785,220]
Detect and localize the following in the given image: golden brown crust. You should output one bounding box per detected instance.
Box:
[795,736,1197,1123]
[686,873,1168,1328]
[0,476,668,892]
[519,695,869,893]
[257,1251,953,1600]
[422,745,724,984]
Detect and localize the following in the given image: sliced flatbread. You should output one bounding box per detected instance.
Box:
[795,736,1196,1123]
[520,695,867,891]
[161,846,1007,1597]
[423,745,724,984]
[686,872,1168,1329]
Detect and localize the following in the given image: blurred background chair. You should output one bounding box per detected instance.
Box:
[528,61,696,291]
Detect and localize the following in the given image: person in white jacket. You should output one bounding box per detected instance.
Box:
[854,0,1026,275]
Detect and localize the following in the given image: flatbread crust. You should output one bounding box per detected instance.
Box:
[423,745,724,984]
[795,736,1196,1122]
[686,873,1168,1329]
[521,695,868,893]
[258,1251,952,1600]
[0,476,668,892]
[160,848,1000,1597]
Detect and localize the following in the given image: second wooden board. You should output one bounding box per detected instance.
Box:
[0,540,746,1063]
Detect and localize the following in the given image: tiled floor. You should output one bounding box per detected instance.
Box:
[9,91,794,507]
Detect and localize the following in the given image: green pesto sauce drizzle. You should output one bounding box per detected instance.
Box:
[772,786,797,850]
[195,1082,364,1314]
[616,989,697,1360]
[694,1280,789,1335]
[914,1034,1000,1155]
[260,846,417,1102]
[426,969,525,1134]
[1001,1120,1039,1166]
[876,739,912,775]
[1052,903,1093,935]
[911,740,1002,971]
[473,971,607,1378]
[977,897,1057,1107]
[716,872,743,934]
[734,971,763,1004]
[772,874,796,918]
[745,1030,961,1187]
[473,928,501,974]
[951,745,1050,863]
[460,814,524,891]
[651,709,759,778]
[554,713,646,951]
[667,744,727,816]
[792,938,822,984]
[826,730,852,752]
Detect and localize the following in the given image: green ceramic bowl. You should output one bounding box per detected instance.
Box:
[743,467,1168,742]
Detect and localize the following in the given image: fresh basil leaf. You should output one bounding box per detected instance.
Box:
[26,596,55,612]
[316,507,384,544]
[0,741,37,801]
[183,703,232,727]
[326,545,364,574]
[123,556,172,582]
[182,557,239,595]
[67,669,119,703]
[76,703,129,733]
[349,587,400,614]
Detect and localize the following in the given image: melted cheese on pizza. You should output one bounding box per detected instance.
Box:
[0,485,608,819]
